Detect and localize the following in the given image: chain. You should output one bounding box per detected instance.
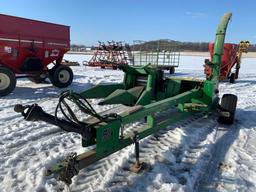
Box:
[58,153,79,185]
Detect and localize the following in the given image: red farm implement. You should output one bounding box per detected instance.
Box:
[85,40,180,74]
[84,41,130,69]
[208,41,250,83]
[0,14,73,96]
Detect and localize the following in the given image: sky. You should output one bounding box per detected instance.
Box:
[0,0,255,46]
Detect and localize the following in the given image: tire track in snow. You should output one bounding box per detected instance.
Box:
[65,113,218,192]
[0,93,58,110]
[0,98,59,136]
[1,66,256,191]
[103,116,217,192]
[194,124,240,191]
[0,124,82,192]
[0,97,119,192]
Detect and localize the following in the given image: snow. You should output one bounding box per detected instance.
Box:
[0,53,256,192]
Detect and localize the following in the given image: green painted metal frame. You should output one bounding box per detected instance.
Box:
[81,64,165,106]
[47,13,232,181]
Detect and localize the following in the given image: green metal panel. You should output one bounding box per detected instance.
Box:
[127,86,145,98]
[99,89,137,105]
[122,88,200,123]
[136,89,152,105]
[146,74,154,90]
[81,83,125,98]
[124,73,136,88]
[95,120,121,154]
[165,79,181,97]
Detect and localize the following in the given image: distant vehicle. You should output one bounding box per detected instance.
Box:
[0,14,73,96]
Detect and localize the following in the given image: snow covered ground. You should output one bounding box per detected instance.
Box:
[0,54,256,192]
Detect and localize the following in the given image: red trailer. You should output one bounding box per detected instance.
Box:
[208,41,250,83]
[0,14,73,96]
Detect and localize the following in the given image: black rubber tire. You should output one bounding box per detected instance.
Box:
[28,75,47,84]
[218,94,237,125]
[169,67,175,74]
[49,65,73,88]
[0,66,16,96]
[229,73,235,83]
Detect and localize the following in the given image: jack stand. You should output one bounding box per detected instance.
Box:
[130,132,147,173]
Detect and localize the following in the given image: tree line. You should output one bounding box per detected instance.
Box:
[71,40,256,52]
[131,39,256,52]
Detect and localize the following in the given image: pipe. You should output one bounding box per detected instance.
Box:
[212,13,232,81]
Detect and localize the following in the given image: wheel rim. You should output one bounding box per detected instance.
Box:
[0,73,10,90]
[58,70,70,84]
